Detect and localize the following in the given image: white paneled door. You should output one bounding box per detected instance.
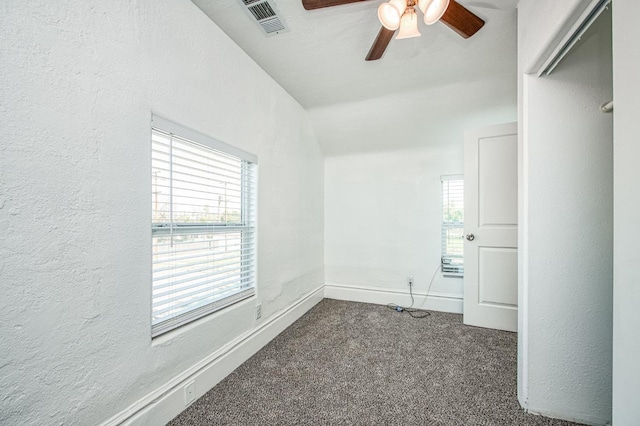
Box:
[463,123,518,332]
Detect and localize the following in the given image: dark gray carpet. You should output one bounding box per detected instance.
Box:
[169,299,582,425]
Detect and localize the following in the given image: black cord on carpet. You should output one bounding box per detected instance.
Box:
[386,264,441,319]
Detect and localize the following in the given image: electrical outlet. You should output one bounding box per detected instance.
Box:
[407,276,414,287]
[256,303,262,320]
[184,381,195,405]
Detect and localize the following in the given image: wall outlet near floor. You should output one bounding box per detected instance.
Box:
[184,381,195,405]
[407,276,414,287]
[256,303,262,320]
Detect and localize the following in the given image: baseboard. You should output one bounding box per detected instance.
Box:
[100,286,324,426]
[100,283,458,425]
[324,282,463,314]
[525,406,609,426]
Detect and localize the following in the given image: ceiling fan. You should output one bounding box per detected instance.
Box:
[302,0,485,61]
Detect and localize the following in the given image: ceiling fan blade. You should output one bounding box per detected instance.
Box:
[440,0,485,39]
[365,27,395,61]
[302,0,370,10]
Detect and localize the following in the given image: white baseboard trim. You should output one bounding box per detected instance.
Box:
[324,282,463,314]
[525,407,608,426]
[100,286,324,426]
[100,284,459,425]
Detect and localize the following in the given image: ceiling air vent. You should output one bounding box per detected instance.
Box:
[239,0,289,36]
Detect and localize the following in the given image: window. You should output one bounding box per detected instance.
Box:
[151,116,257,337]
[441,176,464,277]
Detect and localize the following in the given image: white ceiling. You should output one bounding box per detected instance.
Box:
[192,0,518,109]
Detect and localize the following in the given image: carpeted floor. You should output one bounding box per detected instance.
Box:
[169,299,582,425]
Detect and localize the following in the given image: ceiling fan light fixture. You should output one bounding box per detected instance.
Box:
[377,0,406,30]
[423,0,450,25]
[395,7,421,40]
[417,0,432,14]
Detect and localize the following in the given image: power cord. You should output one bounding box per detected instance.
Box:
[386,264,441,319]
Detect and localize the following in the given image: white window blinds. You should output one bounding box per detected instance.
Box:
[441,176,464,277]
[151,116,257,337]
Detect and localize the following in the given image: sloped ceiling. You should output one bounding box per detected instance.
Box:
[192,0,518,109]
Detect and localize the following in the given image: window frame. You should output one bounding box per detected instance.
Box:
[441,175,464,277]
[150,115,258,337]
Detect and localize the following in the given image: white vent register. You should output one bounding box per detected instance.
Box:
[239,0,289,36]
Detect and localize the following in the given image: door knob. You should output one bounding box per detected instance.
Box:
[466,233,475,241]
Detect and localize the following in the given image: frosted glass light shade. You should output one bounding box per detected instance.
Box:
[396,8,421,39]
[417,0,433,14]
[423,0,450,25]
[378,0,406,30]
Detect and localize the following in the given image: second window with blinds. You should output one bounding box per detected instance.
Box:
[441,176,464,277]
[151,116,257,337]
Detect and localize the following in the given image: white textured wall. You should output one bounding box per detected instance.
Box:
[319,79,516,301]
[517,2,613,423]
[0,1,323,424]
[612,2,640,424]
[518,0,585,73]
[324,146,464,298]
